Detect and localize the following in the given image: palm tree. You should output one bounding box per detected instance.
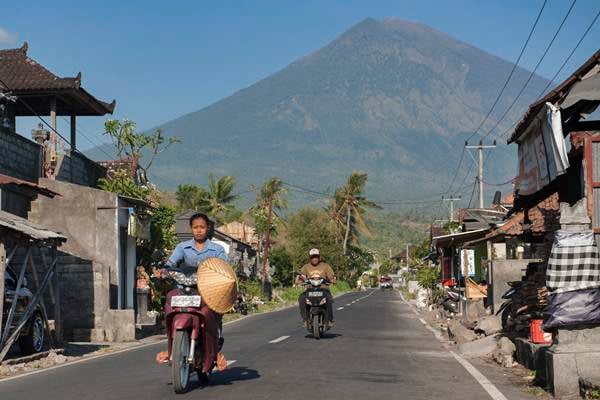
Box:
[252,178,288,285]
[175,184,206,211]
[204,174,239,224]
[174,175,239,224]
[336,172,382,254]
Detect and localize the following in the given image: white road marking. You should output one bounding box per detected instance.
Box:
[345,303,351,306]
[268,335,290,344]
[226,359,237,367]
[398,290,509,400]
[337,307,345,310]
[450,351,509,400]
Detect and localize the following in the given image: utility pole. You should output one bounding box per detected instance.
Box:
[442,195,461,221]
[465,140,496,209]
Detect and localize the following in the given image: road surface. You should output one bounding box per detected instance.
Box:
[0,290,535,399]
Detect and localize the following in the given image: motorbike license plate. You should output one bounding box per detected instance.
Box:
[308,292,322,297]
[171,295,201,307]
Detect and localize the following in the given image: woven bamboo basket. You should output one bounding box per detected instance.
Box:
[197,257,238,314]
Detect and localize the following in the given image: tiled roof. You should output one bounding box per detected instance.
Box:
[486,192,560,240]
[0,42,115,115]
[0,43,79,91]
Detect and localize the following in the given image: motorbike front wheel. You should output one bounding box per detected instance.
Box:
[172,330,191,394]
[312,314,320,339]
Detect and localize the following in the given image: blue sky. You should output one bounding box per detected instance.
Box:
[2,0,599,151]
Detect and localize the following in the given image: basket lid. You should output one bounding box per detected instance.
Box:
[197,257,238,314]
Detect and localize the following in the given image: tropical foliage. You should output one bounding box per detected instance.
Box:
[103,119,180,185]
[330,172,381,254]
[174,174,240,224]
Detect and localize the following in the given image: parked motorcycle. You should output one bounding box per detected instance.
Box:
[162,267,209,394]
[233,290,249,315]
[301,274,331,339]
[439,286,461,317]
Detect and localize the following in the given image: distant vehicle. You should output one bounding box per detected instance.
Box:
[2,266,46,355]
[380,276,393,291]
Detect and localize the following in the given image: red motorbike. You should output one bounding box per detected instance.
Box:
[162,267,220,394]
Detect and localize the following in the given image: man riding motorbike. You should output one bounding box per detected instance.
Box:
[159,212,229,381]
[297,248,336,328]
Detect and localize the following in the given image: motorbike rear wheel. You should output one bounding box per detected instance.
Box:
[172,330,191,394]
[312,315,320,339]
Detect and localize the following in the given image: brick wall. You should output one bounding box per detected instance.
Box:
[0,126,42,181]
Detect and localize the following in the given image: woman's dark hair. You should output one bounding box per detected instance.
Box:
[189,212,215,239]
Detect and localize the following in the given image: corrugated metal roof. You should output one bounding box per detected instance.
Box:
[0,210,66,242]
[0,173,60,197]
[508,49,600,144]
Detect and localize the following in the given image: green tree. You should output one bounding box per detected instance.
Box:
[103,119,179,185]
[98,170,150,200]
[270,246,294,287]
[175,184,207,211]
[204,174,239,224]
[379,258,397,276]
[251,178,288,284]
[334,172,382,254]
[174,174,240,224]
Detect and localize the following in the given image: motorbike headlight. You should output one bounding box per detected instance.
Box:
[305,298,312,305]
[170,271,197,286]
[310,279,322,286]
[319,297,327,305]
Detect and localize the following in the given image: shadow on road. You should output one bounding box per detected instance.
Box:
[303,333,342,340]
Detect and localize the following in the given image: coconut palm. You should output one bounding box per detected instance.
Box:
[252,177,288,284]
[335,172,382,254]
[174,175,239,224]
[204,174,239,223]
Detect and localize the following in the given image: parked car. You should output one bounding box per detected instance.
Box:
[2,266,46,354]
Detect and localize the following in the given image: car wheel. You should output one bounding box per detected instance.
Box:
[19,312,45,355]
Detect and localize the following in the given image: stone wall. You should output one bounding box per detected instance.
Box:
[0,126,42,181]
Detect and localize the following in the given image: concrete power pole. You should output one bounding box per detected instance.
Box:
[466,140,496,208]
[442,196,461,221]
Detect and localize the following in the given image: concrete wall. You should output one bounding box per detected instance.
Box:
[487,259,530,314]
[28,179,137,341]
[0,126,42,181]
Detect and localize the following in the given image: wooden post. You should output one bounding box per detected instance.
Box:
[50,97,57,133]
[51,245,61,343]
[70,115,76,150]
[0,238,5,336]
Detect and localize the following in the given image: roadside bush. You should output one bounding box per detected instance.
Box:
[239,280,264,301]
[331,281,351,295]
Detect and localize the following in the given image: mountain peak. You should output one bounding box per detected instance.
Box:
[93,19,550,204]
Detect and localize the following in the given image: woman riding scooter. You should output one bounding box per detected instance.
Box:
[160,212,229,382]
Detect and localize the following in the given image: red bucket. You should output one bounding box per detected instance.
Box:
[530,319,552,344]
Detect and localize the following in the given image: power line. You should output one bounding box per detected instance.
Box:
[465,0,548,143]
[58,115,115,160]
[0,76,74,147]
[467,180,478,208]
[535,7,600,100]
[484,0,578,139]
[496,5,599,142]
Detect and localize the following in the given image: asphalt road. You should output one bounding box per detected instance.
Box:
[0,290,535,400]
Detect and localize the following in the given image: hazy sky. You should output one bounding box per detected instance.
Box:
[3,0,599,151]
